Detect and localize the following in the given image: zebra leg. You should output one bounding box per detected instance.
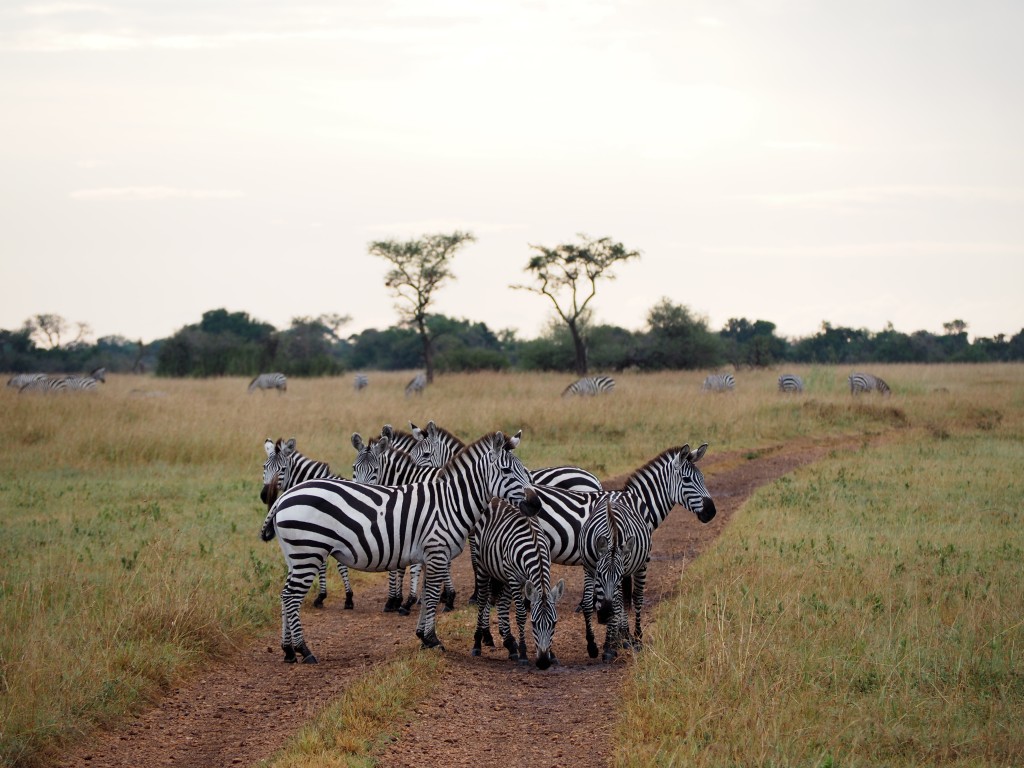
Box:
[280,567,319,664]
[581,572,600,658]
[400,564,421,615]
[495,583,518,660]
[336,561,354,610]
[514,584,530,665]
[632,568,648,649]
[467,532,481,605]
[384,569,402,613]
[441,562,456,612]
[602,581,624,663]
[471,580,493,657]
[414,552,447,650]
[312,562,328,608]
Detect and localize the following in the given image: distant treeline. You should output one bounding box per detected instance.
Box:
[2,306,1022,377]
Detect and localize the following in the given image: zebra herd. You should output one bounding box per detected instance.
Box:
[259,419,716,667]
[8,368,106,393]
[694,371,892,396]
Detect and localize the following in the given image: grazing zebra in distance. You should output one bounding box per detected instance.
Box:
[519,442,716,660]
[588,495,652,661]
[261,438,354,610]
[561,375,616,397]
[777,374,804,393]
[849,372,891,396]
[472,492,565,669]
[18,375,68,394]
[62,367,107,391]
[353,373,368,391]
[701,373,736,393]
[262,430,533,662]
[405,371,427,397]
[7,373,45,389]
[248,372,287,394]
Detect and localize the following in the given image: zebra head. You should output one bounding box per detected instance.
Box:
[483,430,532,507]
[523,576,565,670]
[261,437,296,508]
[594,496,636,624]
[668,443,716,523]
[350,432,390,483]
[408,420,462,468]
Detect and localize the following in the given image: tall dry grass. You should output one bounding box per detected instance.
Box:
[2,364,1021,766]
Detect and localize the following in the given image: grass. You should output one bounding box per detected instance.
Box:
[1,364,1022,766]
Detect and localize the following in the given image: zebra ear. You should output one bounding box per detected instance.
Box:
[284,438,297,455]
[507,430,522,450]
[523,580,538,602]
[351,433,364,451]
[374,436,390,454]
[426,420,438,438]
[551,579,565,603]
[597,535,610,555]
[690,443,709,463]
[382,424,395,440]
[622,535,637,560]
[410,422,423,439]
[264,439,275,457]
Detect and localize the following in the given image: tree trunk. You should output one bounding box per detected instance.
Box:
[569,322,588,375]
[418,322,434,383]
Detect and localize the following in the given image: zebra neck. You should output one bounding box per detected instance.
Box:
[623,466,673,530]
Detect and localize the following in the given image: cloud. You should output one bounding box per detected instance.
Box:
[739,185,1024,212]
[70,186,243,201]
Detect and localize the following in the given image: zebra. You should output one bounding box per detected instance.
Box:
[262,430,533,662]
[62,367,107,391]
[520,442,715,660]
[701,373,735,393]
[849,372,891,396]
[471,491,565,669]
[7,373,46,389]
[405,372,427,397]
[248,372,287,394]
[18,375,68,394]
[353,373,369,391]
[261,438,354,610]
[586,495,652,661]
[561,375,616,397]
[777,374,804,393]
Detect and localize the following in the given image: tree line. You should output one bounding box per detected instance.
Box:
[4,232,1022,377]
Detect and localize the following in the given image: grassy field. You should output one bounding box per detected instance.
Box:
[1,365,1022,767]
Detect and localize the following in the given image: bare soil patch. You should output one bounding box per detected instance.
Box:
[53,439,848,768]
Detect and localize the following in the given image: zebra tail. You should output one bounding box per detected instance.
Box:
[259,506,278,542]
[622,574,633,612]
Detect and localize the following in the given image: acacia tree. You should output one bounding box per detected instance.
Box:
[368,231,476,383]
[513,234,640,375]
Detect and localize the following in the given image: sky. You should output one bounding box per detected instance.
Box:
[2,0,1022,345]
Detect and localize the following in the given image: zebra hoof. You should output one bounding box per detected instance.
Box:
[397,606,411,616]
[517,656,530,666]
[587,643,599,659]
[602,649,618,663]
[482,630,495,648]
[344,593,354,610]
[420,633,445,651]
[282,646,297,663]
[302,654,319,664]
[471,647,482,657]
[313,595,326,609]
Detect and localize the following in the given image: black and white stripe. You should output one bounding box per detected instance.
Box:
[62,368,106,391]
[849,372,891,396]
[263,430,533,662]
[777,374,804,393]
[701,373,735,392]
[561,375,616,397]
[353,373,369,391]
[7,373,45,389]
[262,438,353,610]
[18,375,68,394]
[405,372,427,397]
[248,372,287,394]
[471,492,564,669]
[524,443,716,659]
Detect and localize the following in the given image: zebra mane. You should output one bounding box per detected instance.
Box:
[434,431,506,479]
[621,445,691,493]
[417,422,465,449]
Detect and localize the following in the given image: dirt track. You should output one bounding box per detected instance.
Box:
[53,440,846,768]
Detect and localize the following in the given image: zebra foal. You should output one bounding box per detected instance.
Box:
[472,491,565,669]
[263,430,533,662]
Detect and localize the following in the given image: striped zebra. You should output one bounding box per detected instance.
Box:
[262,430,532,661]
[521,443,715,659]
[7,373,45,389]
[586,495,652,661]
[18,375,68,394]
[248,372,287,394]
[849,372,891,396]
[777,374,804,394]
[62,367,107,391]
[471,492,565,669]
[261,438,354,610]
[405,372,427,397]
[353,373,369,391]
[701,373,735,393]
[561,375,616,397]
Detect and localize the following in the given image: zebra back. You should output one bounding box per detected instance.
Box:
[530,465,603,492]
[849,372,890,396]
[777,374,804,393]
[561,376,616,397]
[7,373,45,389]
[18,376,67,394]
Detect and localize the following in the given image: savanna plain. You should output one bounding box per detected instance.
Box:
[1,365,1021,767]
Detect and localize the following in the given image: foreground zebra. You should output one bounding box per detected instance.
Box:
[261,438,354,610]
[561,375,615,397]
[262,430,533,662]
[587,495,653,661]
[849,372,891,396]
[472,492,564,669]
[248,372,287,394]
[405,372,427,397]
[523,442,715,659]
[701,373,736,392]
[777,374,804,393]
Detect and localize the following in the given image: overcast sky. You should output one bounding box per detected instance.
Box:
[2,0,1022,345]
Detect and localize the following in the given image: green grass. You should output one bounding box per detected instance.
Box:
[1,364,1022,766]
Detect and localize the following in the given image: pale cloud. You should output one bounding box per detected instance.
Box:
[21,2,113,15]
[740,185,1024,212]
[70,187,243,201]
